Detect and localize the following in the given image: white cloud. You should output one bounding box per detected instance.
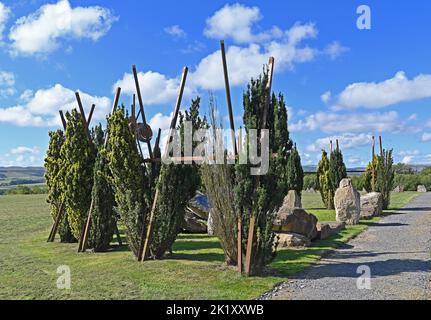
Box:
[326,71,431,110]
[422,132,431,142]
[0,2,10,41]
[307,133,372,152]
[0,70,15,97]
[399,150,420,156]
[191,22,318,90]
[324,41,349,60]
[0,84,111,127]
[164,25,186,38]
[113,71,193,105]
[291,111,405,134]
[19,89,33,102]
[149,112,172,131]
[401,156,415,164]
[10,146,40,155]
[320,91,331,104]
[9,0,117,56]
[204,3,282,44]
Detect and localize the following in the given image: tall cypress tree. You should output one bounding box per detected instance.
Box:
[107,108,149,257]
[60,109,95,240]
[376,149,394,209]
[316,150,333,209]
[286,147,304,196]
[45,130,75,242]
[329,148,347,192]
[88,125,116,251]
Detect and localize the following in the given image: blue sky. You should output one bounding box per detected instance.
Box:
[0,0,430,167]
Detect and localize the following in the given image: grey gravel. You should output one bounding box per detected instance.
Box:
[261,193,431,300]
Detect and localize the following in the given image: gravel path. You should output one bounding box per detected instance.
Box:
[263,193,431,300]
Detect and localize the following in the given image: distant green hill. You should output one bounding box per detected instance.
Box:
[0,167,45,189]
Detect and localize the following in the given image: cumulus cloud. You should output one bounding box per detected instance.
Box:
[0,70,15,98]
[0,84,111,127]
[112,71,193,104]
[323,41,349,60]
[325,71,431,110]
[9,0,117,56]
[0,2,10,41]
[164,25,186,38]
[204,3,282,44]
[290,111,406,134]
[10,146,40,155]
[307,133,373,152]
[191,22,318,90]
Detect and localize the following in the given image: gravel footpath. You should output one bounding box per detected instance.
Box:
[261,193,431,300]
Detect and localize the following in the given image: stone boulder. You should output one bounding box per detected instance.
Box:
[207,209,215,236]
[273,208,318,240]
[277,232,311,247]
[181,210,207,233]
[360,192,383,219]
[334,178,361,225]
[188,192,210,220]
[393,185,404,193]
[417,185,427,193]
[281,190,302,209]
[316,221,346,240]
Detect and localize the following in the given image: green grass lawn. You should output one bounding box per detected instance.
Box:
[0,192,421,300]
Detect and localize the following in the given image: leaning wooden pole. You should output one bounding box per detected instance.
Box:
[132,65,153,160]
[379,135,384,157]
[87,104,96,127]
[220,40,242,272]
[75,92,93,144]
[138,67,188,262]
[372,136,376,192]
[78,87,121,252]
[244,57,274,276]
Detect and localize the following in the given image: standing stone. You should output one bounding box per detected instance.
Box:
[181,210,207,233]
[360,192,384,219]
[393,185,404,193]
[316,221,346,240]
[281,190,302,209]
[417,185,427,193]
[277,232,311,247]
[273,208,318,240]
[334,179,361,225]
[188,192,210,220]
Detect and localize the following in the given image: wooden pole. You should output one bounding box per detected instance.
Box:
[78,88,121,252]
[59,110,67,129]
[379,135,384,157]
[138,67,188,262]
[87,104,96,127]
[244,57,274,276]
[336,139,339,152]
[220,40,242,273]
[132,65,153,160]
[330,140,333,153]
[75,92,92,144]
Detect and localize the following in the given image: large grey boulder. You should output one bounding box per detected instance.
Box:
[417,185,427,193]
[393,185,404,193]
[316,221,346,240]
[277,232,311,247]
[360,192,383,219]
[335,179,361,225]
[188,192,210,220]
[281,190,302,209]
[181,210,207,233]
[273,208,318,240]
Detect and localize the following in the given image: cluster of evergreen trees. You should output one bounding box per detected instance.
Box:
[316,145,347,209]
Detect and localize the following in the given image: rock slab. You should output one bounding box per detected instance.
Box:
[334,178,361,225]
[274,208,318,240]
[360,192,383,219]
[277,232,311,247]
[417,185,427,193]
[316,221,346,240]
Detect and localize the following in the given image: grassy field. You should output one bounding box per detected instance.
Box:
[0,191,420,300]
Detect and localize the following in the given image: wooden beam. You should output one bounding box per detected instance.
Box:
[87,104,96,127]
[138,67,188,262]
[244,57,274,276]
[330,140,333,153]
[132,65,153,160]
[379,135,384,157]
[372,136,376,192]
[220,40,242,273]
[59,110,67,129]
[75,92,92,144]
[77,87,121,252]
[47,203,64,242]
[336,139,339,152]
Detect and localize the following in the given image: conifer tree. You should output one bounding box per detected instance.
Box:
[376,149,394,209]
[329,147,347,192]
[286,147,304,196]
[88,125,116,251]
[60,109,95,240]
[106,108,149,257]
[45,130,75,242]
[316,150,334,209]
[363,155,378,192]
